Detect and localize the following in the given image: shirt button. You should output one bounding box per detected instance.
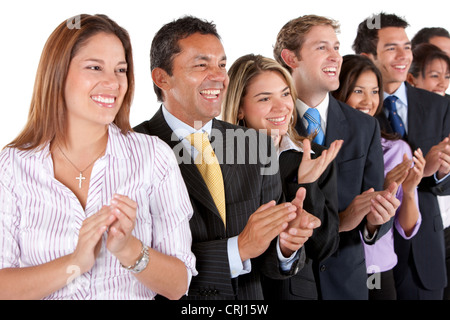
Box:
[320,265,326,272]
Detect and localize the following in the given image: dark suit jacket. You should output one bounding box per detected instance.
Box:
[262,142,340,299]
[295,94,387,299]
[134,108,303,300]
[376,83,450,291]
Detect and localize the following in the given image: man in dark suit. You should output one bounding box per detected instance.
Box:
[134,16,321,300]
[274,14,400,299]
[353,12,450,299]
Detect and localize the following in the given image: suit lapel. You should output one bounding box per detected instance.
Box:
[324,96,348,148]
[211,119,237,193]
[405,82,426,148]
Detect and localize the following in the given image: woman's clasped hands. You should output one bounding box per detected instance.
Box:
[69,194,140,274]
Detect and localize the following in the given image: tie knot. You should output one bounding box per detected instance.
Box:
[186,132,209,152]
[304,108,321,126]
[384,95,399,112]
[303,108,325,145]
[186,132,217,163]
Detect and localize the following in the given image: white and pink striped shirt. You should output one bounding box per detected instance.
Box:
[0,124,197,299]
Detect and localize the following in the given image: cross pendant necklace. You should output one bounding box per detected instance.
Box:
[76,173,86,189]
[58,146,105,189]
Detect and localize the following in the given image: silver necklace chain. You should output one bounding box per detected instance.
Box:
[57,145,105,188]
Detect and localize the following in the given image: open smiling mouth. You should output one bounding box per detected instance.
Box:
[323,67,337,76]
[91,95,116,108]
[200,89,221,99]
[266,115,287,125]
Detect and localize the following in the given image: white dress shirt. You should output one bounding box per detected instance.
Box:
[295,93,329,136]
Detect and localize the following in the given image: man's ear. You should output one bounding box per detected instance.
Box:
[151,67,170,91]
[406,73,416,87]
[280,49,299,69]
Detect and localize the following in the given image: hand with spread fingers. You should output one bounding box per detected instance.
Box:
[297,138,343,184]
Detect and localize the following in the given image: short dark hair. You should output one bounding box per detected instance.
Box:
[411,27,450,49]
[150,15,221,102]
[409,43,450,78]
[352,12,409,57]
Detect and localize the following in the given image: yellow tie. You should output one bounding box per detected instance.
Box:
[186,132,226,227]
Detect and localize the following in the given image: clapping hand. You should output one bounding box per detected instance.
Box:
[279,188,321,257]
[424,135,450,179]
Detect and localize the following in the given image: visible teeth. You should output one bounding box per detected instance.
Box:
[267,116,286,122]
[357,108,370,114]
[394,65,406,70]
[323,67,337,72]
[92,96,115,104]
[200,89,220,95]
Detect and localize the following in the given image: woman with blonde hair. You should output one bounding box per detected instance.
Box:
[223,54,342,299]
[0,14,196,300]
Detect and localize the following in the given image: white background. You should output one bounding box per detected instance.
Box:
[1,0,449,149]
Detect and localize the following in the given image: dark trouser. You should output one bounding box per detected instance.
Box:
[395,253,444,300]
[443,227,450,300]
[367,269,397,300]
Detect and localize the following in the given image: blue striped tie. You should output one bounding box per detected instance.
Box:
[304,108,325,145]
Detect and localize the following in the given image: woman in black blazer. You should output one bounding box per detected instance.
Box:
[222,54,342,299]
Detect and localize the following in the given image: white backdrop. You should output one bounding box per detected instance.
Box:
[1,0,449,149]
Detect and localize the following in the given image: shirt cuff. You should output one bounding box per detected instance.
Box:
[435,171,450,184]
[363,225,378,243]
[228,236,251,278]
[276,237,300,272]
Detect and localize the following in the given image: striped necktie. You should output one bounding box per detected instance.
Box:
[304,108,325,145]
[186,132,226,227]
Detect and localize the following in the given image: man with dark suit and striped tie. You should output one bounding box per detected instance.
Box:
[354,12,450,299]
[134,16,321,300]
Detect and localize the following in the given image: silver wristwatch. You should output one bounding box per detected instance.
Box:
[121,242,150,274]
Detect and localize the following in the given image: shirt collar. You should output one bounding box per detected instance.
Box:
[22,123,131,162]
[277,134,315,158]
[105,123,131,160]
[162,104,213,140]
[383,81,408,107]
[295,93,329,126]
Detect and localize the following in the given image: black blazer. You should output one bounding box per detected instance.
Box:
[296,94,387,299]
[262,142,340,300]
[134,108,303,300]
[377,83,450,291]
